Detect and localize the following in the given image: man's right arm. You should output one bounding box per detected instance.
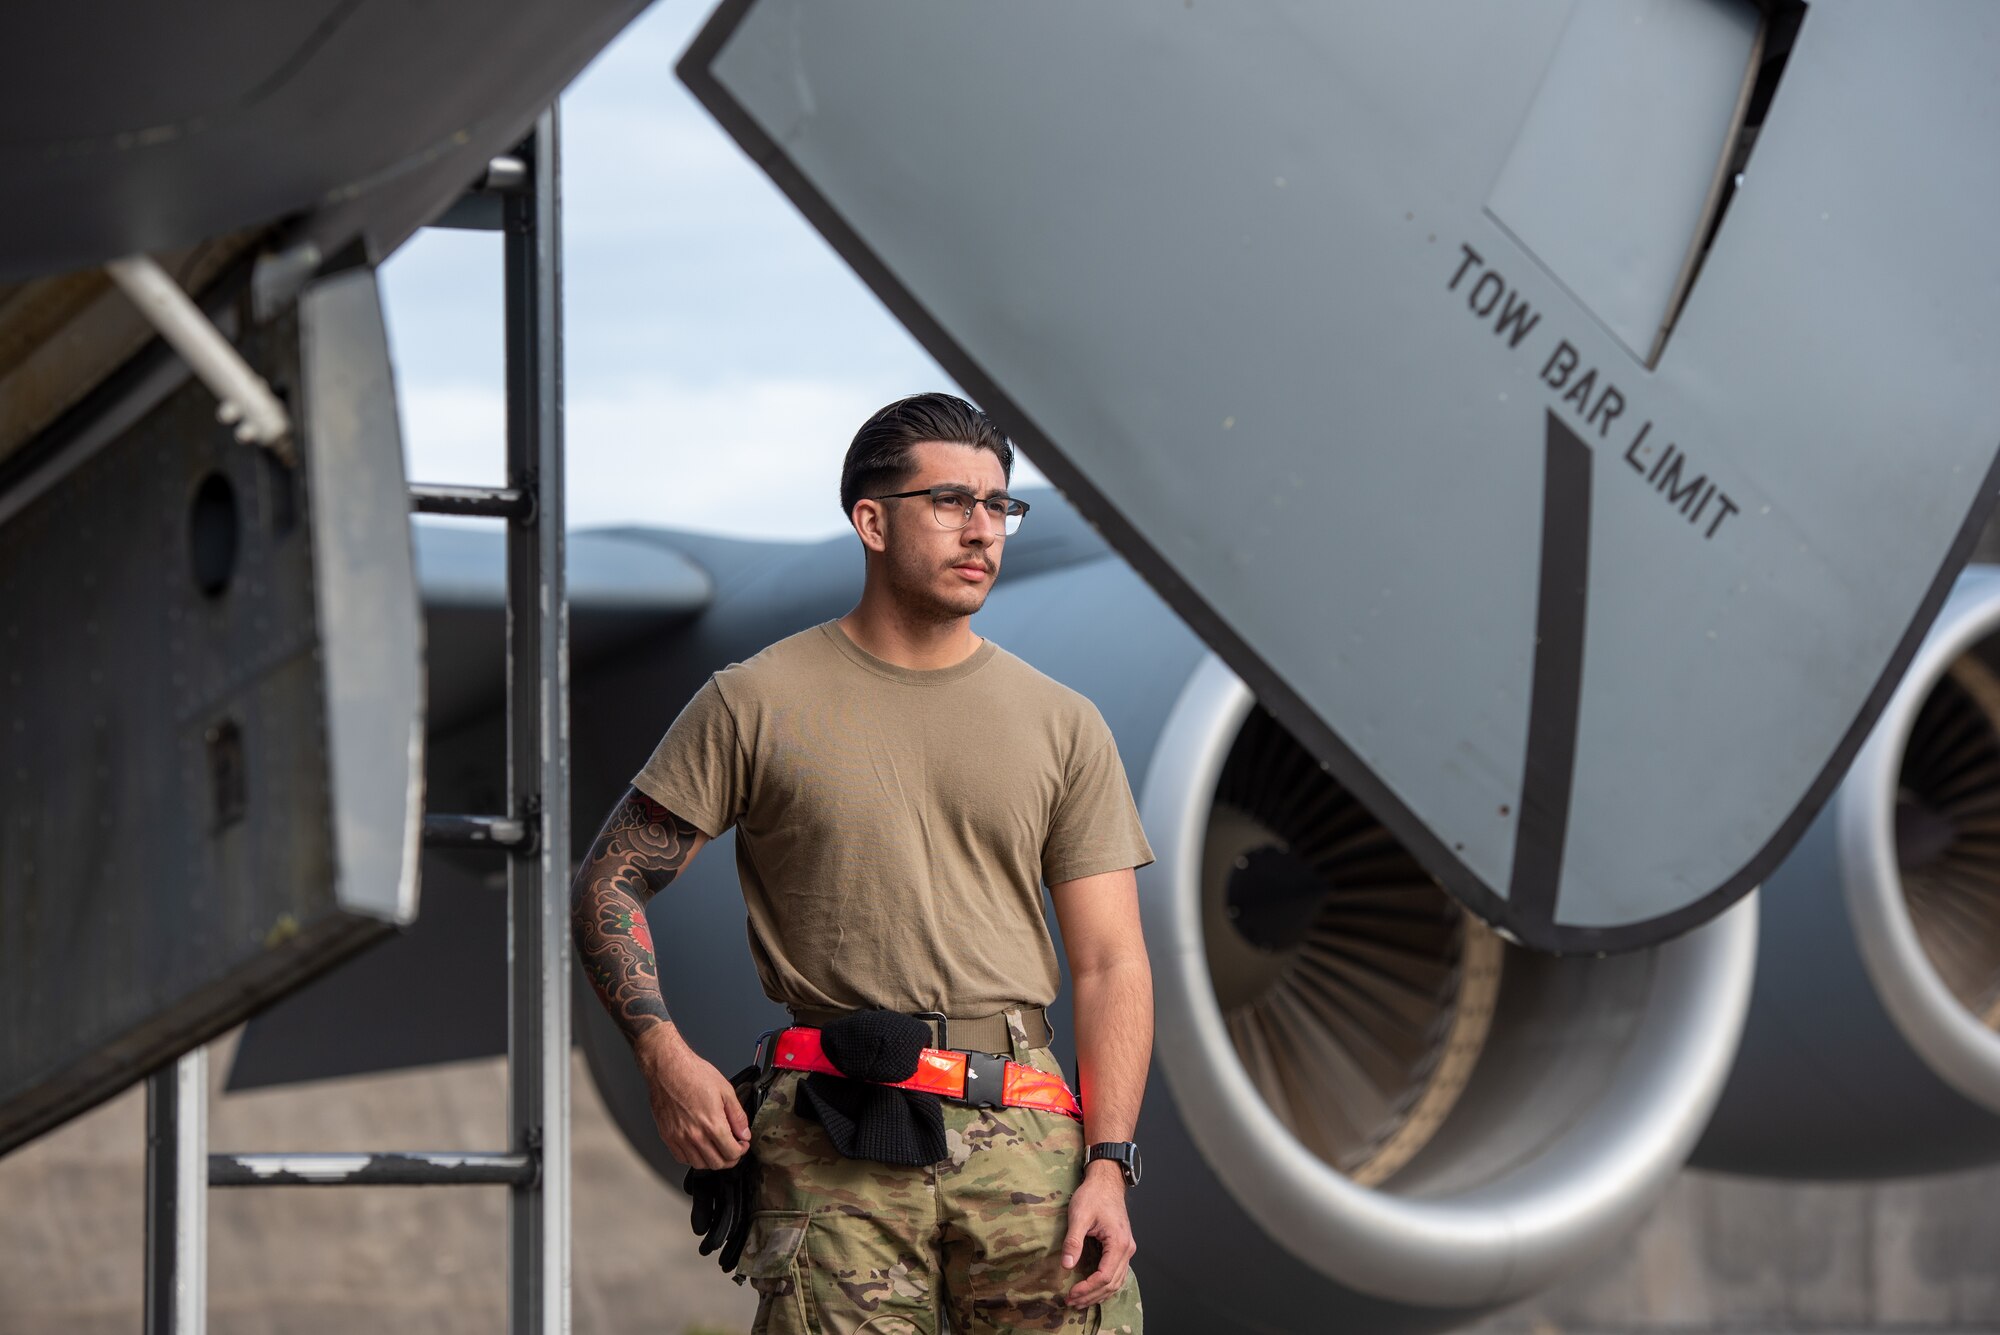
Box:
[570,786,750,1169]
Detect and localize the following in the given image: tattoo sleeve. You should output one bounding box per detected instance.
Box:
[570,787,705,1045]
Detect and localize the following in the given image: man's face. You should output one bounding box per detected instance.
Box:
[866,440,1010,623]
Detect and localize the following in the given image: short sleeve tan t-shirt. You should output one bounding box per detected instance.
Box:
[631,622,1153,1016]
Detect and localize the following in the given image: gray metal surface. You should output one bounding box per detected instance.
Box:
[0,265,421,1157]
[0,0,647,280]
[208,1150,534,1187]
[1695,568,2000,1178]
[503,109,571,1335]
[1485,0,1761,366]
[299,269,425,924]
[411,482,534,521]
[682,0,2000,950]
[143,1051,206,1335]
[423,812,533,852]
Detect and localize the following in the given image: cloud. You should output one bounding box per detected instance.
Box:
[397,380,506,489]
[380,0,1044,544]
[399,375,1047,541]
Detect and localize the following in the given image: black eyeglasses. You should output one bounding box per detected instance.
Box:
[871,485,1030,536]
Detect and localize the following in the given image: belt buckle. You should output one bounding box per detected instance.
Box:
[961,1050,1008,1110]
[913,1010,950,1050]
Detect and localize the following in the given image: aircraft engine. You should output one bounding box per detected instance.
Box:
[572,526,1758,1334]
[1126,654,1755,1330]
[1695,566,2000,1178]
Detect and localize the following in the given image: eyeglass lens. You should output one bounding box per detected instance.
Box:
[933,489,1025,536]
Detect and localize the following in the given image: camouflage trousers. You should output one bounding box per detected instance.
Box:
[736,1044,1143,1334]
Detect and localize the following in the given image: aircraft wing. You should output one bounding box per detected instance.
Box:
[679,0,2000,950]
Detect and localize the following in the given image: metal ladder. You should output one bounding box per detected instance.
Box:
[143,108,572,1334]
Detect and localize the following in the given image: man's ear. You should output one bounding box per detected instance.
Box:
[851,499,889,554]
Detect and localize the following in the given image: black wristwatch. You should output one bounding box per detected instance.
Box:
[1085,1141,1143,1187]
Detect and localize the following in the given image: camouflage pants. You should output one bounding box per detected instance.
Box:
[736,1044,1143,1334]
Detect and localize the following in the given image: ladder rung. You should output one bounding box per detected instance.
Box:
[423,812,533,852]
[209,1152,535,1188]
[409,482,535,521]
[423,155,531,233]
[473,154,529,195]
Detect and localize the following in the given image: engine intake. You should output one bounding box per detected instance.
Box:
[1141,655,1757,1308]
[1694,566,2000,1178]
[1203,705,1503,1188]
[1842,567,2000,1113]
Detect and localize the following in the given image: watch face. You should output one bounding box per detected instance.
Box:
[1092,1141,1142,1187]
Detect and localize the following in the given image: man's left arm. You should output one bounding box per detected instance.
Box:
[1049,866,1153,1309]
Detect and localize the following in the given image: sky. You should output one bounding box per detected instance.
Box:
[378,0,1046,543]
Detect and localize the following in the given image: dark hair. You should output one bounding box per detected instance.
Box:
[839,393,1014,518]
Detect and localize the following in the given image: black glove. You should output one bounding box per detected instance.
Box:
[683,1062,764,1273]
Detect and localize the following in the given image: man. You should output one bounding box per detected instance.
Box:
[571,393,1151,1333]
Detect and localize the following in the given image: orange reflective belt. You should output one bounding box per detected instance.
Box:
[769,1026,1082,1120]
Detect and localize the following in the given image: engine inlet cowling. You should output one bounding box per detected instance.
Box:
[1693,566,2000,1181]
[1140,654,1758,1308]
[1842,565,2000,1115]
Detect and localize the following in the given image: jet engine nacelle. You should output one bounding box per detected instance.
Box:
[575,512,1757,1333]
[1695,567,2000,1179]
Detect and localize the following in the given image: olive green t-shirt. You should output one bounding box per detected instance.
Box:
[631,621,1153,1016]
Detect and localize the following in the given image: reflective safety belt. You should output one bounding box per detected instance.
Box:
[764,1026,1082,1120]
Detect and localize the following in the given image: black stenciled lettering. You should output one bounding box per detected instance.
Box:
[1450,243,1483,291]
[1494,290,1541,348]
[1625,430,1740,541]
[1706,494,1740,539]
[1590,386,1624,439]
[1623,422,1651,473]
[1651,445,1678,487]
[1469,271,1504,317]
[1667,466,1706,514]
[1452,242,1741,550]
[1541,340,1578,390]
[1561,369,1598,414]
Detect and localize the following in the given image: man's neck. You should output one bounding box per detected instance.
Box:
[838,593,982,671]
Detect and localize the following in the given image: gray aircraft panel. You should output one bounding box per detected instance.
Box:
[683,0,2000,950]
[1486,0,1760,366]
[0,267,423,1154]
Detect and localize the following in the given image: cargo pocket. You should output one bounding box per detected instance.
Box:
[1088,1270,1143,1335]
[738,1210,813,1335]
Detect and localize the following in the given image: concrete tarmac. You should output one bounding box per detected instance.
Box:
[4,1033,1998,1333]
[0,1029,757,1334]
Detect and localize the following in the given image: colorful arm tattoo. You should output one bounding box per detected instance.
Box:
[570,787,705,1045]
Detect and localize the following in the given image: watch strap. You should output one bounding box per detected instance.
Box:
[1085,1141,1140,1186]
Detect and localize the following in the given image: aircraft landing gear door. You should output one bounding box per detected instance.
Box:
[683,0,2000,951]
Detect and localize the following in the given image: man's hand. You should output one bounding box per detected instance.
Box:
[635,1025,752,1170]
[1062,1161,1136,1307]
